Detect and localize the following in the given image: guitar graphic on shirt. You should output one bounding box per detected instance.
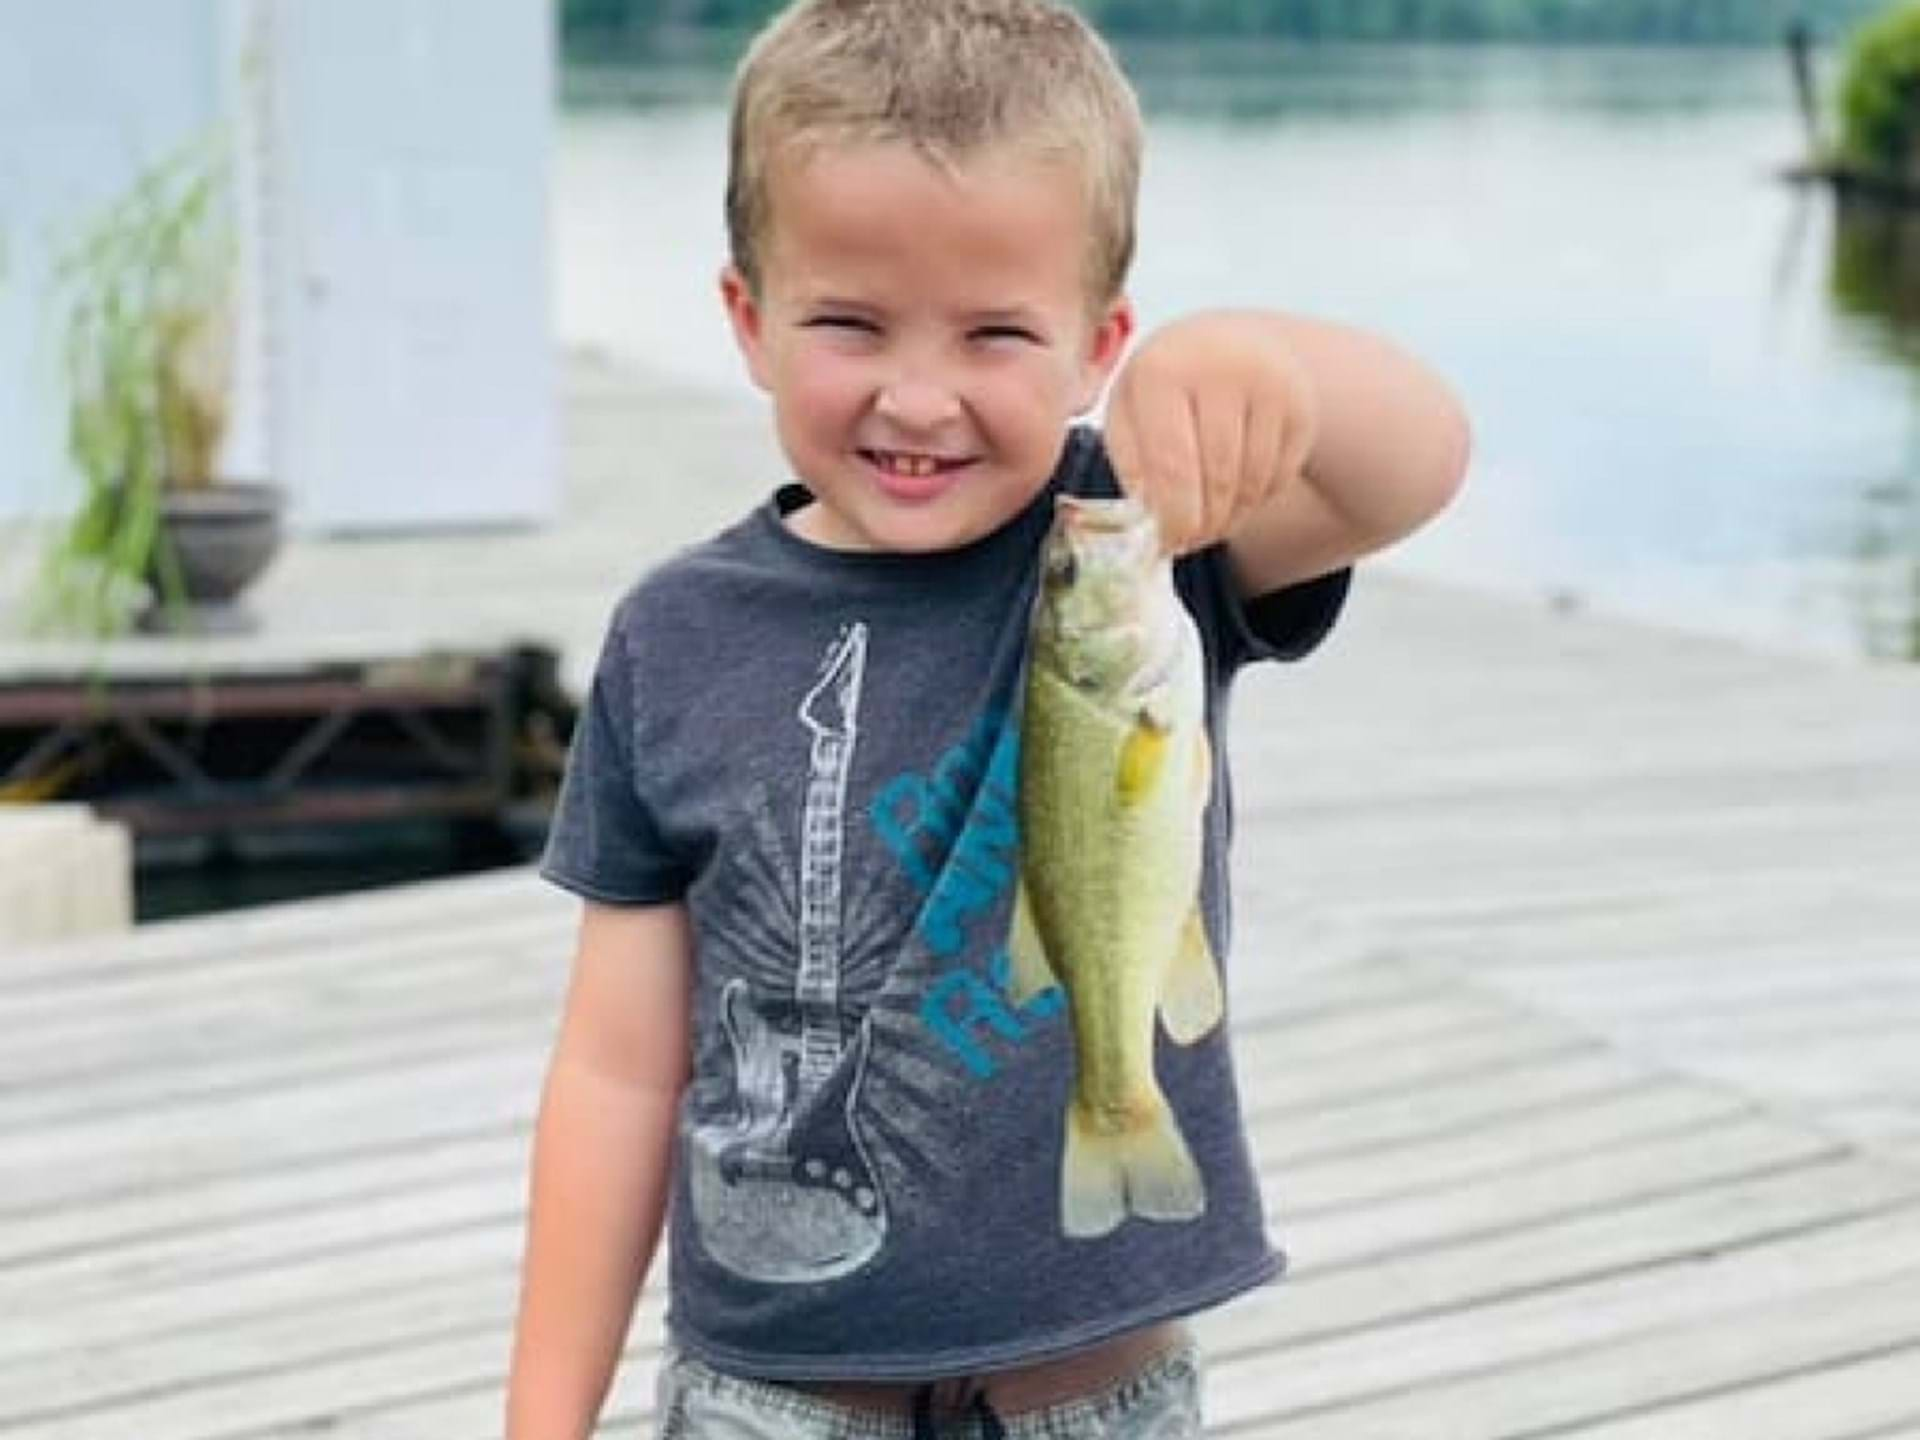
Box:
[687,622,888,1282]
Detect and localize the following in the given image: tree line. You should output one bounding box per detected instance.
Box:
[561,0,1892,49]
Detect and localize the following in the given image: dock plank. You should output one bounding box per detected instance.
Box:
[1268,1080,1745,1216]
[1559,1347,1920,1440]
[1206,1158,1920,1354]
[0,868,565,988]
[1287,1115,1842,1271]
[0,1049,545,1218]
[1199,1203,1920,1427]
[1213,1266,1920,1438]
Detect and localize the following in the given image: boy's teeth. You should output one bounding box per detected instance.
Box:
[878,452,939,477]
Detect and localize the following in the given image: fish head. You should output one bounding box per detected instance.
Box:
[1033,496,1182,700]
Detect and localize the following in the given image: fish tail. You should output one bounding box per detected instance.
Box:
[1061,1092,1206,1239]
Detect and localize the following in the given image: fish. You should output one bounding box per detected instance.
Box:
[1009,493,1226,1239]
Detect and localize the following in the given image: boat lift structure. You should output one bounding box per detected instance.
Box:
[0,644,574,856]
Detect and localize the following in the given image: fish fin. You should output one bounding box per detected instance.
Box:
[1117,720,1171,809]
[1160,907,1225,1045]
[1006,878,1058,1004]
[1061,1094,1206,1239]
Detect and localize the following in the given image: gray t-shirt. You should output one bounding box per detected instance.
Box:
[541,427,1349,1380]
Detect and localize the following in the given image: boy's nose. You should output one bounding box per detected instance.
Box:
[874,373,962,432]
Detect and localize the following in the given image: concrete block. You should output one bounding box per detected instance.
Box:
[0,804,135,948]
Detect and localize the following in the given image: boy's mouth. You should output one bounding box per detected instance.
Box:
[860,449,973,479]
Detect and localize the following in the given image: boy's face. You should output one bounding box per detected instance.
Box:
[721,142,1133,554]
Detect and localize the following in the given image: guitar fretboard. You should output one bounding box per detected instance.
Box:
[794,632,863,1099]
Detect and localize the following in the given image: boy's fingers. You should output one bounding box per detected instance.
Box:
[1243,395,1286,516]
[1278,394,1318,483]
[1136,382,1205,554]
[1108,378,1198,554]
[1104,395,1148,532]
[1197,390,1246,537]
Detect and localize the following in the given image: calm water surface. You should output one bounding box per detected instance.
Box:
[556,42,1920,662]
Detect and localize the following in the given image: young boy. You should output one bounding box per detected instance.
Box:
[508,1,1468,1435]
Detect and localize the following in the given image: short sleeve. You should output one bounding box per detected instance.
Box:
[538,614,691,905]
[1175,544,1351,678]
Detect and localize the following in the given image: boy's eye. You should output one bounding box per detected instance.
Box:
[972,324,1040,344]
[804,314,879,334]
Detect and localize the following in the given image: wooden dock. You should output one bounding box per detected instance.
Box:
[3,359,1920,1436]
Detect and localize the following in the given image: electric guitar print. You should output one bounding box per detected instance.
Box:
[687,623,889,1283]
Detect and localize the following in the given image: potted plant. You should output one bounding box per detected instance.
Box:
[32,136,283,638]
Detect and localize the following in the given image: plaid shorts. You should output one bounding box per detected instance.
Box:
[653,1344,1204,1439]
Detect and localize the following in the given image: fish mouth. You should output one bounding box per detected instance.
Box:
[1057,495,1150,532]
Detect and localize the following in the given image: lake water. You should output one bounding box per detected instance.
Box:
[555,40,1920,663]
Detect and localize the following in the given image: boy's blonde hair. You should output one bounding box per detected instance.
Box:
[726,0,1142,306]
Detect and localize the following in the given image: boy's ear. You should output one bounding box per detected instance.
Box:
[1074,295,1135,413]
[720,264,772,392]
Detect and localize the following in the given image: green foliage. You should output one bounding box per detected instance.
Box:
[1082,0,1884,41]
[558,0,1886,50]
[1839,3,1920,173]
[33,138,233,637]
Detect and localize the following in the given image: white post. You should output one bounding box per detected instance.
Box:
[0,805,135,949]
[0,0,226,526]
[261,0,558,532]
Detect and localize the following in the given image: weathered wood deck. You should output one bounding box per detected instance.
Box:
[4,359,1920,1436]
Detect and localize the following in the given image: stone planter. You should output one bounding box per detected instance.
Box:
[140,480,286,634]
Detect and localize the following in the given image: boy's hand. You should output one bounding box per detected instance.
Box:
[1104,311,1319,557]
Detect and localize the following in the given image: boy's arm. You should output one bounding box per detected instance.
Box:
[507,899,693,1440]
[1105,309,1470,590]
